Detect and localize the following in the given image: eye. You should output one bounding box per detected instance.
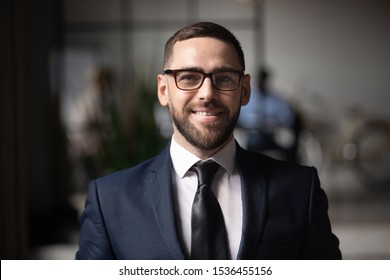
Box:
[177,71,202,84]
[215,72,235,84]
[217,76,232,83]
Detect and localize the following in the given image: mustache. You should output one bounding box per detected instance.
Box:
[188,99,226,110]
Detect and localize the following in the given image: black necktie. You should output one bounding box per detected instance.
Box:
[191,161,229,259]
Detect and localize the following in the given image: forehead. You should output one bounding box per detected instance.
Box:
[169,37,241,71]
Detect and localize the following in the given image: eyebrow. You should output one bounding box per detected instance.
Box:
[176,66,242,73]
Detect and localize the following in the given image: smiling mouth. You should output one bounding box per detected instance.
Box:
[194,111,220,116]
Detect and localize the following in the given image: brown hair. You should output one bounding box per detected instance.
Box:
[163,22,246,71]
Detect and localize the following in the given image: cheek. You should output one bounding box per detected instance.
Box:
[227,95,244,112]
[167,93,189,111]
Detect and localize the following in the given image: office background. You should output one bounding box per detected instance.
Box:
[1,0,389,259]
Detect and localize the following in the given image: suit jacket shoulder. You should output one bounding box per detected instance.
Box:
[236,145,341,259]
[76,144,186,260]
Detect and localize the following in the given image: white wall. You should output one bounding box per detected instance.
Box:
[263,0,390,122]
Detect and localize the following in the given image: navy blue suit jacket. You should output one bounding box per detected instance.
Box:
[76,142,341,259]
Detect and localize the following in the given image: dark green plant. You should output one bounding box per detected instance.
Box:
[129,79,168,166]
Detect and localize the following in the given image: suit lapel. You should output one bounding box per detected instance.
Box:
[144,144,187,259]
[236,144,268,260]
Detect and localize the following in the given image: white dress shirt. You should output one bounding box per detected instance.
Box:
[170,136,243,259]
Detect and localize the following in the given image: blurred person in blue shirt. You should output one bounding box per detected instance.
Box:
[238,67,301,162]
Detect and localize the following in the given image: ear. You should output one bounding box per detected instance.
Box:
[240,74,251,106]
[157,74,169,106]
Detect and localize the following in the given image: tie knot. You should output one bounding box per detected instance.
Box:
[193,161,220,186]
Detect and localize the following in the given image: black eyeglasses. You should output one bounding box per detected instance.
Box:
[163,69,244,91]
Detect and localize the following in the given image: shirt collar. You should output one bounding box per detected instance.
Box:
[170,135,236,179]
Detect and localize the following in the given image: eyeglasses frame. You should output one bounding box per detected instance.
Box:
[163,69,244,91]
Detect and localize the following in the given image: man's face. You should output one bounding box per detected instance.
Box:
[158,37,250,155]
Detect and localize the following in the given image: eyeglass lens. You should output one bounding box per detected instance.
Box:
[175,71,240,90]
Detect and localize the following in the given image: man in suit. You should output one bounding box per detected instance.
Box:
[76,22,341,260]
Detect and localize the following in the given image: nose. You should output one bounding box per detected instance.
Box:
[197,77,217,101]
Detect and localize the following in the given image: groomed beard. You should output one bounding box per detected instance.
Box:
[170,100,240,151]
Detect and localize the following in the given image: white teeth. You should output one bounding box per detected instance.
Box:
[196,111,216,116]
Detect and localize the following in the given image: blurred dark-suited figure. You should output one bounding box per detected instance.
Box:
[238,67,301,162]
